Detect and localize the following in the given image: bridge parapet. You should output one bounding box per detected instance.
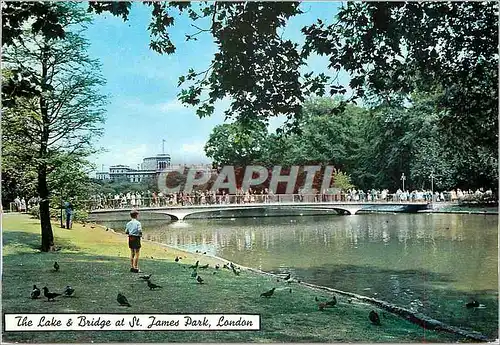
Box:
[89,201,431,220]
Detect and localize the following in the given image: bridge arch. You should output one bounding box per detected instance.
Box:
[154,205,362,220]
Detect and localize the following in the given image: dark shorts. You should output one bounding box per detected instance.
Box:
[128,236,141,250]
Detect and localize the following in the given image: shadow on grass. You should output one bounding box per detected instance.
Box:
[3,228,81,253]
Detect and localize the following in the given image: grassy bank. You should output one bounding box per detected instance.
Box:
[2,214,464,343]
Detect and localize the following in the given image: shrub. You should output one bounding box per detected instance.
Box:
[73,210,89,222]
[29,205,40,219]
[27,205,89,223]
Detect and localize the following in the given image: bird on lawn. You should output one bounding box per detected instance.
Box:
[369,310,381,325]
[139,274,152,280]
[31,285,41,299]
[466,300,480,308]
[325,295,337,307]
[175,256,179,262]
[191,270,198,278]
[215,264,220,270]
[199,264,209,269]
[53,261,60,272]
[232,267,240,276]
[196,275,204,284]
[63,285,75,297]
[42,287,61,301]
[189,261,199,269]
[223,263,230,269]
[117,293,131,307]
[146,280,162,290]
[283,273,291,281]
[260,288,276,298]
[289,288,292,293]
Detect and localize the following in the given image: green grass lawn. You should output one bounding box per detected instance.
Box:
[2,213,464,343]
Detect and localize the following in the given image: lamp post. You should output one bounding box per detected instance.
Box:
[430,171,434,203]
[400,173,406,192]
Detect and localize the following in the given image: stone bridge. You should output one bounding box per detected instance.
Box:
[89,201,430,221]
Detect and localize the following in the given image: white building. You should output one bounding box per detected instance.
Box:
[96,153,214,183]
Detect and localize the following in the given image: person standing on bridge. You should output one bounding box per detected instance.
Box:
[125,209,143,273]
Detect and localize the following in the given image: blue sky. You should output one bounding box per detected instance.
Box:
[84,2,347,173]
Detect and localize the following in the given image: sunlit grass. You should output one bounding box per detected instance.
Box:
[2,213,463,343]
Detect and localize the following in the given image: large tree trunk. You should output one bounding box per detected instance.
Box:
[39,42,54,252]
[38,165,54,252]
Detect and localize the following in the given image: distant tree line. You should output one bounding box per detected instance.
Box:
[205,96,498,193]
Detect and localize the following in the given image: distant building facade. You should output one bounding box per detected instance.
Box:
[96,153,213,183]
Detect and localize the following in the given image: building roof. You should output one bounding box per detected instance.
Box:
[109,170,156,175]
[143,153,171,160]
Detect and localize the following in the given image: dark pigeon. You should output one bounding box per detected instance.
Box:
[260,288,276,298]
[117,293,131,307]
[466,300,480,308]
[31,285,41,299]
[43,287,61,301]
[146,280,162,290]
[63,285,75,297]
[369,310,381,325]
[325,295,337,307]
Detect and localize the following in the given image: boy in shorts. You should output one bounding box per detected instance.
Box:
[125,209,143,273]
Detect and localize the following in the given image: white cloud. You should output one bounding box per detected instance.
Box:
[116,98,192,117]
[157,99,188,113]
[181,142,205,154]
[91,143,150,171]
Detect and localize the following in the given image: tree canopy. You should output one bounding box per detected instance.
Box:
[3,1,498,198]
[4,2,497,120]
[2,3,107,251]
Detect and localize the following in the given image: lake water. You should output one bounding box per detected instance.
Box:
[96,212,498,338]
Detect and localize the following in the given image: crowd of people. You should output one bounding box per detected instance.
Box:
[85,187,495,210]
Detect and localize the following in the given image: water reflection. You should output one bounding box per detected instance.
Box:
[99,213,498,337]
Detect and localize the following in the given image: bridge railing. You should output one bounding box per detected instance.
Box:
[81,193,450,211]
